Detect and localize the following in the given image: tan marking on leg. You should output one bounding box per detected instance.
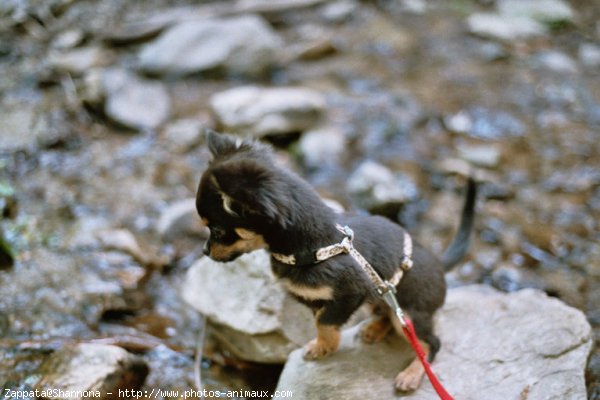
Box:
[395,350,427,392]
[303,324,340,360]
[359,315,392,343]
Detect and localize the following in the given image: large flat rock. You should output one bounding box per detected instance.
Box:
[182,251,316,363]
[275,285,592,400]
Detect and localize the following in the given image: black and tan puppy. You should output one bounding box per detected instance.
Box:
[196,131,477,392]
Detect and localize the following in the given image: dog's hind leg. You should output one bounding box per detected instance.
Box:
[390,309,439,392]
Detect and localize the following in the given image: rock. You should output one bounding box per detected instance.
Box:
[319,0,359,23]
[291,36,337,61]
[142,345,196,394]
[543,166,600,193]
[0,249,135,340]
[182,250,315,363]
[399,0,427,14]
[210,86,326,137]
[533,51,578,74]
[347,161,419,214]
[103,20,167,46]
[298,127,346,168]
[84,68,170,131]
[467,0,575,42]
[138,15,282,77]
[490,263,534,292]
[497,0,575,25]
[98,228,169,271]
[445,107,525,140]
[443,111,472,135]
[579,43,600,69]
[51,29,85,49]
[156,198,207,240]
[47,47,112,76]
[161,118,205,153]
[97,229,143,257]
[36,343,148,399]
[457,143,501,168]
[0,99,70,153]
[275,285,592,400]
[467,13,546,41]
[105,75,170,132]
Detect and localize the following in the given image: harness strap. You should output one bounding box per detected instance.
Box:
[329,224,455,400]
[272,223,454,399]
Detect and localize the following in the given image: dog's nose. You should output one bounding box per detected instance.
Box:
[203,241,210,256]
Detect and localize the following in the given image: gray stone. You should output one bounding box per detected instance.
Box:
[156,198,208,240]
[36,343,148,399]
[182,251,315,363]
[319,0,359,22]
[51,29,85,49]
[443,111,472,135]
[347,161,419,211]
[467,13,546,41]
[0,248,136,340]
[579,43,600,69]
[534,51,578,74]
[275,285,592,400]
[88,68,170,131]
[497,0,575,24]
[457,143,501,168]
[298,127,346,168]
[161,118,205,153]
[210,86,325,137]
[0,99,69,153]
[138,15,282,77]
[47,47,112,75]
[447,107,525,140]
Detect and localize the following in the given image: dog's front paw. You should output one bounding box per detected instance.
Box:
[359,317,391,344]
[303,338,336,360]
[394,361,425,392]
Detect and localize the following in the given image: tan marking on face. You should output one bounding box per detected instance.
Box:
[234,228,257,240]
[304,324,341,360]
[201,217,209,226]
[210,175,238,216]
[280,279,334,301]
[208,231,267,261]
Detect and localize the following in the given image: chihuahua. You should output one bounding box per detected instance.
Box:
[196,131,476,392]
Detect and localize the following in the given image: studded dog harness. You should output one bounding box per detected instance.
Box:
[272,224,413,292]
[272,224,454,400]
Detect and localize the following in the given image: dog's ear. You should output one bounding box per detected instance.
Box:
[205,129,241,158]
[210,160,292,228]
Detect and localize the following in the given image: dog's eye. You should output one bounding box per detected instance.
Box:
[210,226,227,240]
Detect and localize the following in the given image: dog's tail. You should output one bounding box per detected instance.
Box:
[441,177,478,270]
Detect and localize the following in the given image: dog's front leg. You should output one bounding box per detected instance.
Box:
[304,295,364,360]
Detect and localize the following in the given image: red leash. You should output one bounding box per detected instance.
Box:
[401,317,454,400]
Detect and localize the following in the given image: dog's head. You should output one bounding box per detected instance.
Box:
[196,131,293,262]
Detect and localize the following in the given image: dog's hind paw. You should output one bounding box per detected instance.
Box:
[359,317,392,344]
[394,360,425,392]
